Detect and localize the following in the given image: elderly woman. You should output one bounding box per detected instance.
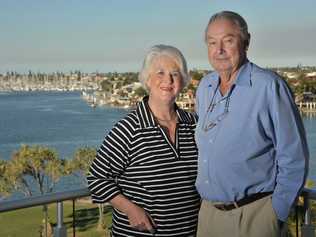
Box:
[87,45,200,236]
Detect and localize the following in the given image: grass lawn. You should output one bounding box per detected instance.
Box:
[1,200,312,237]
[0,200,112,237]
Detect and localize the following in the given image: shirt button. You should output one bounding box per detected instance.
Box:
[203,159,207,163]
[205,180,209,184]
[209,139,213,143]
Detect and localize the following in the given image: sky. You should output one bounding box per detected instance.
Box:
[1,0,316,73]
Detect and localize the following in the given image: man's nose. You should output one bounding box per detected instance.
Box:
[215,42,224,54]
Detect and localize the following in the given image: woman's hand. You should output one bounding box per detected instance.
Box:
[110,194,156,233]
[125,202,156,233]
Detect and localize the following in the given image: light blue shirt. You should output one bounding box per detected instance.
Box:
[195,61,309,221]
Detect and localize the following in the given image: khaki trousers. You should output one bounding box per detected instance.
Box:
[197,195,282,237]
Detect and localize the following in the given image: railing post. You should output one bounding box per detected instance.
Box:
[301,194,315,237]
[44,204,48,237]
[53,201,67,237]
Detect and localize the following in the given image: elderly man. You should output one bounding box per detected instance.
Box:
[195,11,309,237]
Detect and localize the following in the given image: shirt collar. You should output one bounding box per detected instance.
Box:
[206,60,252,89]
[135,96,193,129]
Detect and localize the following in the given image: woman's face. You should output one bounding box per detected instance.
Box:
[146,56,183,105]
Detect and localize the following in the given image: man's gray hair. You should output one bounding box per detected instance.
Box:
[205,11,250,48]
[138,44,191,91]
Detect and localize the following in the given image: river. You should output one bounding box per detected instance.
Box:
[0,91,315,199]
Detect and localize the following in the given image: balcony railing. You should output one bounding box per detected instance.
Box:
[300,188,316,236]
[0,188,90,237]
[0,188,316,237]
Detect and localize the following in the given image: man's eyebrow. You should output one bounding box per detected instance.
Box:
[206,33,237,40]
[223,34,236,38]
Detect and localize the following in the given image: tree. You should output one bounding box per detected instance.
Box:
[100,80,113,92]
[134,86,147,98]
[190,70,204,81]
[187,82,197,94]
[5,144,64,196]
[68,147,108,231]
[3,144,66,236]
[0,160,12,198]
[67,147,96,185]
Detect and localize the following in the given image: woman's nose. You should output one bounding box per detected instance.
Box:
[162,72,174,83]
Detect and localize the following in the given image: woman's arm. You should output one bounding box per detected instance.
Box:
[87,120,156,233]
[110,194,156,233]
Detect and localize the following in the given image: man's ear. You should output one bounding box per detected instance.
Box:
[245,33,251,51]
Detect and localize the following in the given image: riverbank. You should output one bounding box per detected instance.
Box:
[80,90,196,110]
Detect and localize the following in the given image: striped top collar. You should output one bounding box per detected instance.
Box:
[136,96,194,129]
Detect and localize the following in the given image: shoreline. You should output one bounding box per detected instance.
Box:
[1,90,316,113]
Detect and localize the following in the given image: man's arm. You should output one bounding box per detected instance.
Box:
[269,77,309,221]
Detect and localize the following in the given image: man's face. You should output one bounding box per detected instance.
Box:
[206,18,247,74]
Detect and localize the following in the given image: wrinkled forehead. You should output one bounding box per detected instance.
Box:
[150,55,181,70]
[206,18,242,39]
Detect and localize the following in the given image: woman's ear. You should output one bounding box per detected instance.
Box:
[145,77,151,91]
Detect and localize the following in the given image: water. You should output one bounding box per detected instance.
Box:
[0,91,128,161]
[0,91,128,199]
[303,114,316,181]
[0,92,316,198]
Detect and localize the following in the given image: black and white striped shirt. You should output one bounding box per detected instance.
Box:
[87,97,200,237]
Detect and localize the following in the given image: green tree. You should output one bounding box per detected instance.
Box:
[3,144,66,235]
[0,160,12,197]
[5,144,64,196]
[187,83,197,94]
[100,80,113,92]
[67,147,96,185]
[190,70,204,81]
[68,147,107,231]
[134,86,147,98]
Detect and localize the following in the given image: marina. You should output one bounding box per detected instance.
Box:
[299,102,316,113]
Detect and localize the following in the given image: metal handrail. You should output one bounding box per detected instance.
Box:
[300,188,316,237]
[0,187,90,213]
[1,187,316,237]
[2,187,316,213]
[302,188,316,199]
[0,187,91,237]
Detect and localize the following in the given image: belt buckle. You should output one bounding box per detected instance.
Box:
[216,204,227,211]
[216,204,226,210]
[215,201,239,211]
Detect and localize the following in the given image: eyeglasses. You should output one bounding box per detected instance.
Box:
[202,84,234,132]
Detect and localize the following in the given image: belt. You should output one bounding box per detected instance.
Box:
[213,191,273,211]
